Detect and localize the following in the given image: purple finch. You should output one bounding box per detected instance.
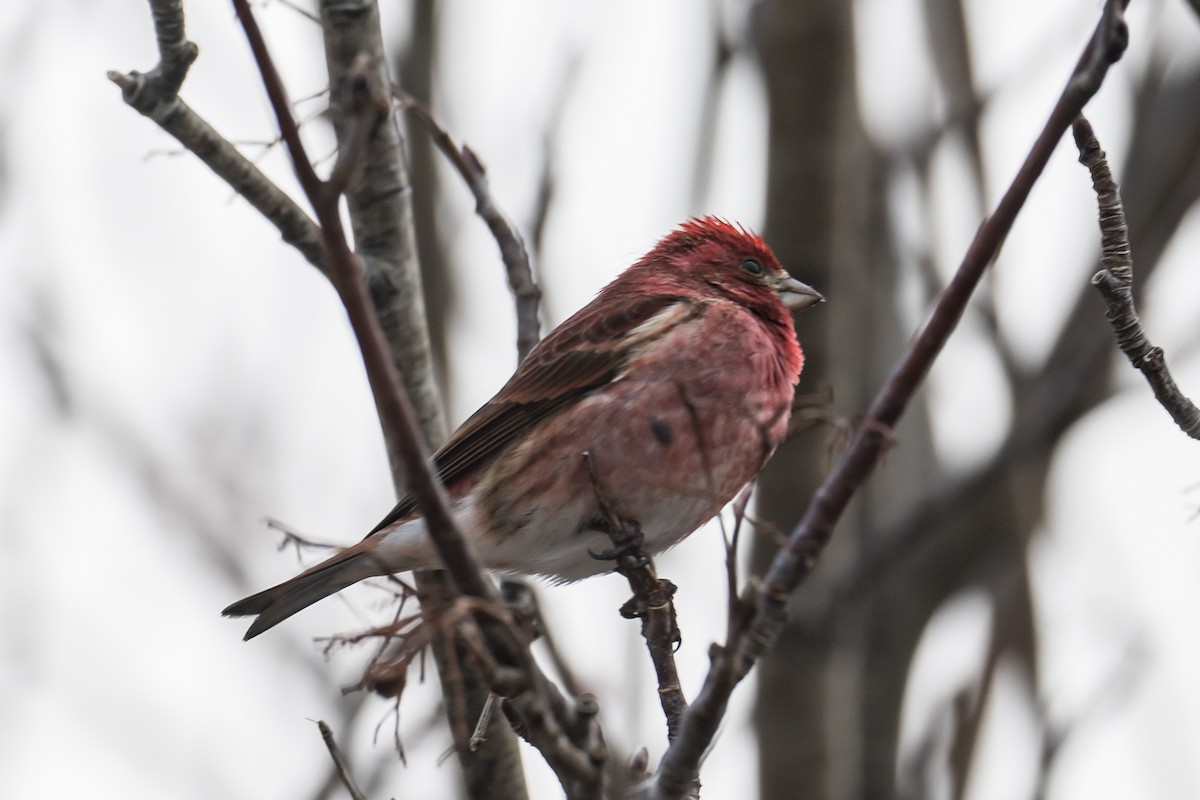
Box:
[225,217,822,639]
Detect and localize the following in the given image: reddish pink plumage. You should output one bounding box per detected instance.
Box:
[225,216,821,639]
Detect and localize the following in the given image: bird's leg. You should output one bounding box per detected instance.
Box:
[585,516,650,567]
[581,454,687,733]
[581,450,681,648]
[581,450,650,566]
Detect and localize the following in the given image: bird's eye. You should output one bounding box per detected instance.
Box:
[741,259,764,276]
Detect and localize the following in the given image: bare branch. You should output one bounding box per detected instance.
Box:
[230,0,498,601]
[646,3,1132,796]
[316,4,531,794]
[139,0,197,97]
[325,55,384,200]
[108,1,324,272]
[1072,116,1200,439]
[392,90,558,781]
[317,721,369,800]
[394,88,543,361]
[583,452,688,745]
[120,1,586,794]
[319,0,447,449]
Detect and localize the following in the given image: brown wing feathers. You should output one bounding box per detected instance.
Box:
[365,294,698,536]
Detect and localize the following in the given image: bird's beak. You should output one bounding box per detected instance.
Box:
[775,275,824,311]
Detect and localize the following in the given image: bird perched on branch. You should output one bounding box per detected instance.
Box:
[224,216,823,639]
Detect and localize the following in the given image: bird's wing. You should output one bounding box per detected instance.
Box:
[365,293,702,535]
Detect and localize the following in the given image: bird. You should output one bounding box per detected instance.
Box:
[224,216,823,639]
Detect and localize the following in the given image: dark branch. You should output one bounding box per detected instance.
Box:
[390,96,584,786]
[646,3,1132,796]
[500,580,589,699]
[1072,116,1200,439]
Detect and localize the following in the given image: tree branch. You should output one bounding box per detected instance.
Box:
[230,6,607,794]
[232,0,494,618]
[314,4,533,795]
[397,92,559,765]
[118,1,588,795]
[1072,116,1200,439]
[138,0,197,97]
[108,1,325,272]
[583,452,687,743]
[645,3,1132,796]
[317,720,369,800]
[394,88,542,361]
[317,0,447,448]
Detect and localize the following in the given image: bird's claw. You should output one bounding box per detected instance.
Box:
[587,517,648,567]
[619,579,682,650]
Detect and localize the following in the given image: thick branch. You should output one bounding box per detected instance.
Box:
[1072,116,1200,439]
[646,3,1132,796]
[319,0,446,447]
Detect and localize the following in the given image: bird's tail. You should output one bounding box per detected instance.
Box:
[223,548,388,640]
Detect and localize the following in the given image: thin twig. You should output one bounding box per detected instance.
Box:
[1072,116,1200,439]
[469,693,498,751]
[263,516,341,555]
[393,88,542,361]
[317,720,369,800]
[645,3,1132,797]
[724,486,753,642]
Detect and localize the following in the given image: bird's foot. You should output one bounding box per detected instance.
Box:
[619,578,681,650]
[587,516,650,569]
